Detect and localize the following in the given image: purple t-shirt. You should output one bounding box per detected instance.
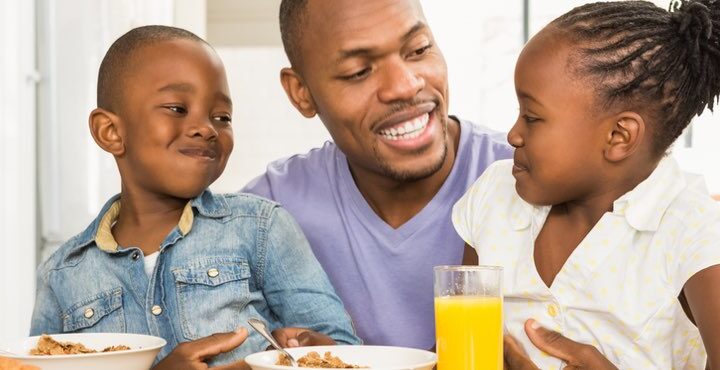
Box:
[242,118,513,349]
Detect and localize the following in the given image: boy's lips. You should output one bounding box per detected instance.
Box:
[179,147,218,160]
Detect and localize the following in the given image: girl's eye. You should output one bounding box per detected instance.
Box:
[523,114,540,123]
[342,68,371,81]
[166,105,187,114]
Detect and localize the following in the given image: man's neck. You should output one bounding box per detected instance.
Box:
[350,117,461,229]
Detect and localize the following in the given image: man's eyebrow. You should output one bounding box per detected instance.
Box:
[517,90,545,108]
[336,21,429,63]
[158,83,195,93]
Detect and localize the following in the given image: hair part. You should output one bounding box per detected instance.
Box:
[553,0,720,155]
[279,0,309,70]
[97,25,209,112]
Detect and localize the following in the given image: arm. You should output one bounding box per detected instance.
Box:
[29,268,63,335]
[260,206,360,346]
[462,243,478,265]
[682,265,720,369]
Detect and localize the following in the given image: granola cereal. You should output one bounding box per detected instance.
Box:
[29,335,130,356]
[276,351,366,368]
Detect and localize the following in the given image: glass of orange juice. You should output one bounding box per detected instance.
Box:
[434,265,503,370]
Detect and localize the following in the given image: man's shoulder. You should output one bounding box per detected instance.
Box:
[242,141,339,198]
[456,118,513,154]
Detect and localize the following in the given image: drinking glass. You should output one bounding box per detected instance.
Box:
[434,265,503,370]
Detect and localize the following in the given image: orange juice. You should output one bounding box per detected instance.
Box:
[434,295,503,370]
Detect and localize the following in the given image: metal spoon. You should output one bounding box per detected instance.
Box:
[247,318,299,367]
[0,348,19,357]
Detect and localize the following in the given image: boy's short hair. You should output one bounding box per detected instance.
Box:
[97,25,209,112]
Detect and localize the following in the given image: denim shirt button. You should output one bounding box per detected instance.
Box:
[131,251,140,261]
[83,308,94,319]
[151,305,163,316]
[207,268,219,278]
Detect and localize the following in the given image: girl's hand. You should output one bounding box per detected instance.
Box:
[504,319,618,370]
[271,327,336,348]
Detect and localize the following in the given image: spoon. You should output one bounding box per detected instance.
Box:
[0,348,19,357]
[247,318,299,367]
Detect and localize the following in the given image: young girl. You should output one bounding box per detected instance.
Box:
[453,0,720,368]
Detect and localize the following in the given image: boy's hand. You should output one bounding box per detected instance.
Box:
[152,328,250,370]
[271,327,336,348]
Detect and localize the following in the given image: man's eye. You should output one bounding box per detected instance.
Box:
[410,44,433,58]
[166,105,187,114]
[342,68,371,81]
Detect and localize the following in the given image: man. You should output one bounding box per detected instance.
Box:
[243,0,512,349]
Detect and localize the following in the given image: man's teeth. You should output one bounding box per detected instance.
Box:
[379,114,429,141]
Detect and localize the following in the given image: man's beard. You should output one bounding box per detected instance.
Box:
[373,117,449,183]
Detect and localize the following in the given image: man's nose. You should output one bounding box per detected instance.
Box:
[377,58,425,103]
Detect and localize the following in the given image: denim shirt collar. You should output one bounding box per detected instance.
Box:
[68,190,231,256]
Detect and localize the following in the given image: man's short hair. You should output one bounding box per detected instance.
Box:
[279,0,309,70]
[97,25,208,112]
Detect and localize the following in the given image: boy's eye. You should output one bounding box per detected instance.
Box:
[213,114,232,124]
[341,68,371,81]
[166,105,187,114]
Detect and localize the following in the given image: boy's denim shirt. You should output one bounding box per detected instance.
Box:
[30,190,360,365]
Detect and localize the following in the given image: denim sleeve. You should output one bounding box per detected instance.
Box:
[30,267,63,335]
[259,206,361,345]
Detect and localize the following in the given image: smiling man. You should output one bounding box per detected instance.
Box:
[243,0,512,349]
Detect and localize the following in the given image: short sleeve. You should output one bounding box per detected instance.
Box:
[452,160,509,248]
[673,208,720,293]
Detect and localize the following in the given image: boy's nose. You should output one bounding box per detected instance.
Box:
[507,122,524,148]
[188,118,218,140]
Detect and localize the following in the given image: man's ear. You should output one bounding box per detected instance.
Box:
[280,67,317,118]
[604,112,645,162]
[89,108,125,156]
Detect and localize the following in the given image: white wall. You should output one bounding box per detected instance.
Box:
[0,0,37,342]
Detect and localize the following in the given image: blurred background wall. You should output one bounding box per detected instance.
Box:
[0,0,717,341]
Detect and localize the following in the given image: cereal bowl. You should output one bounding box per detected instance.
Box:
[0,333,166,370]
[244,345,437,370]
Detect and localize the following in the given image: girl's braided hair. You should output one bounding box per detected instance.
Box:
[553,0,720,154]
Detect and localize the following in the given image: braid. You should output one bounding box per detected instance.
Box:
[553,0,720,155]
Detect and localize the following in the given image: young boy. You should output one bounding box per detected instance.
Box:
[453,0,720,368]
[30,25,359,368]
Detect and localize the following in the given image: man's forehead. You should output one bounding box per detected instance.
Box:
[304,0,426,47]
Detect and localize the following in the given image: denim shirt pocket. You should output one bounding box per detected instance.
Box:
[172,257,252,340]
[61,287,125,333]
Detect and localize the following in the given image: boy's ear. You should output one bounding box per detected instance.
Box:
[604,112,645,162]
[280,67,318,118]
[89,108,125,156]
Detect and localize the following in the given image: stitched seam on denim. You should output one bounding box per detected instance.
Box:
[254,203,276,290]
[61,287,123,331]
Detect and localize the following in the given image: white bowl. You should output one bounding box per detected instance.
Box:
[0,333,166,370]
[244,345,437,370]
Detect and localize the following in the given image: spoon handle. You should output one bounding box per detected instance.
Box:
[247,318,299,367]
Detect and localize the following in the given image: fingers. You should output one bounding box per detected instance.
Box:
[212,359,251,370]
[272,327,305,348]
[503,335,539,370]
[190,328,249,361]
[295,330,336,346]
[272,327,336,347]
[524,319,579,362]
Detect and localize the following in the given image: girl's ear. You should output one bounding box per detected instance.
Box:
[604,112,645,162]
[89,108,125,156]
[280,67,318,118]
